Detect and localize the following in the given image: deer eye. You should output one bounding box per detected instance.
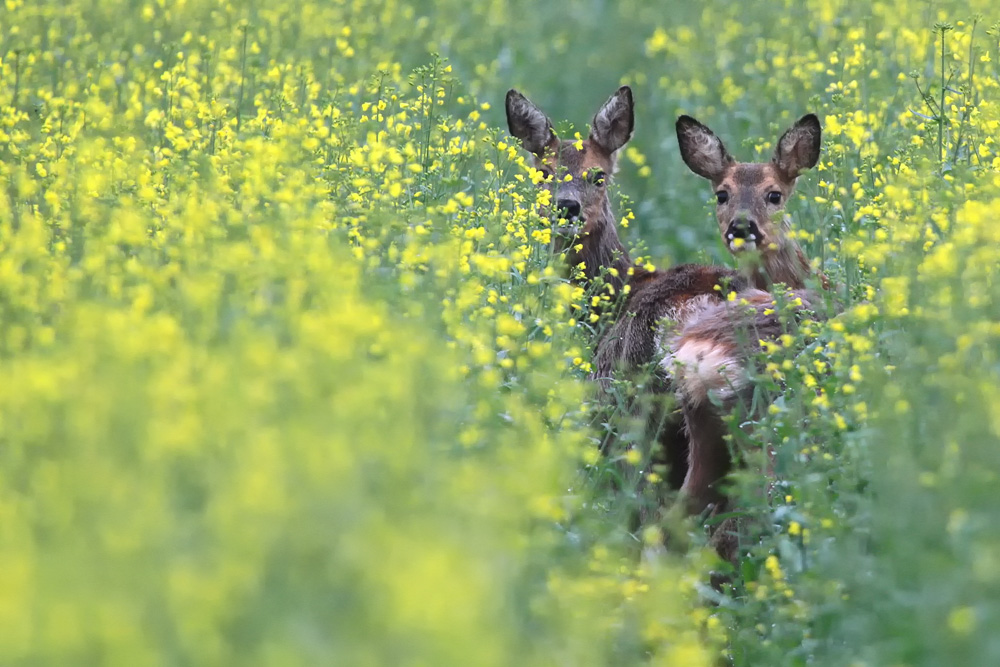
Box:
[715,191,729,204]
[586,169,607,186]
[767,191,782,205]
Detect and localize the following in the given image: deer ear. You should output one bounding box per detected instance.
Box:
[772,114,821,180]
[590,85,634,158]
[676,115,733,182]
[505,89,556,157]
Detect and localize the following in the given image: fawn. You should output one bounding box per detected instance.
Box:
[504,86,808,512]
[676,114,826,291]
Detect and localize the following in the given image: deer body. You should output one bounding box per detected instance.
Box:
[669,287,819,517]
[671,114,829,531]
[594,262,754,489]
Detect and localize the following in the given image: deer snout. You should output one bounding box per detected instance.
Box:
[725,215,762,251]
[556,198,582,220]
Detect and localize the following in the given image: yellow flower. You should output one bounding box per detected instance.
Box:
[948,607,977,636]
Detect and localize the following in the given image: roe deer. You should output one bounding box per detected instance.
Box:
[504,86,636,295]
[676,114,827,291]
[672,115,833,562]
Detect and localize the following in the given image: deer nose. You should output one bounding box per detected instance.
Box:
[556,199,581,219]
[726,218,761,241]
[730,219,750,238]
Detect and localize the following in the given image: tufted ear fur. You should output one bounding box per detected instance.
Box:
[505,89,556,156]
[772,114,821,181]
[676,115,734,182]
[590,85,634,161]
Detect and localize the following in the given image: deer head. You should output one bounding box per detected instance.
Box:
[505,85,635,289]
[676,114,821,290]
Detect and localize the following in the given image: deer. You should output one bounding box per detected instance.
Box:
[671,114,834,562]
[504,86,818,545]
[503,86,636,297]
[675,114,827,292]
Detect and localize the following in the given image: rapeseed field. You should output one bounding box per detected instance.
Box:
[2,1,999,664]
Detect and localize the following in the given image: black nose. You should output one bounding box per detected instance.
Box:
[726,219,760,241]
[556,199,581,219]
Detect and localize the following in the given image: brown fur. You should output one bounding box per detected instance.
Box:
[677,290,825,567]
[676,114,826,291]
[594,264,751,490]
[668,288,819,515]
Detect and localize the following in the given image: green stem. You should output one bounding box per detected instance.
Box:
[12,50,21,108]
[938,27,947,167]
[236,26,249,132]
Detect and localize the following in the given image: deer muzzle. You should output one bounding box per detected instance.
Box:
[553,197,584,237]
[725,218,762,252]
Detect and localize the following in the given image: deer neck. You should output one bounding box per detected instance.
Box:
[739,215,811,290]
[568,199,631,294]
[748,237,811,291]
